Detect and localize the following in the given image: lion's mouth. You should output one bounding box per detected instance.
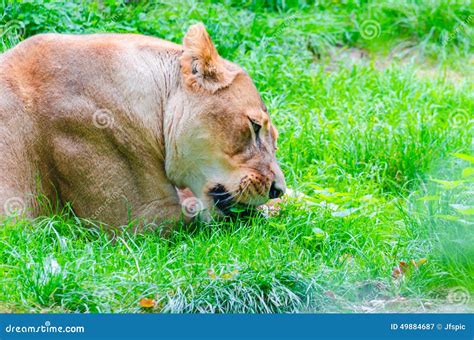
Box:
[208,184,254,216]
[208,184,233,214]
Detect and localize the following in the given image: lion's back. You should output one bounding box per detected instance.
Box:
[1,33,182,94]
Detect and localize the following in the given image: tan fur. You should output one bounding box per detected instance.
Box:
[0,24,285,234]
[180,23,238,93]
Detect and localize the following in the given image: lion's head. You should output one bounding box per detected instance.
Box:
[165,23,285,218]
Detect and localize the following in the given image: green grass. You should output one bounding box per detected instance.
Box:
[1,0,473,313]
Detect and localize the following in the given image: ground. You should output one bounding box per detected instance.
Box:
[0,1,473,313]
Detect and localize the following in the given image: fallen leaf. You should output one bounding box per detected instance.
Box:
[392,261,409,278]
[416,258,427,267]
[392,258,427,278]
[220,269,239,280]
[139,297,156,308]
[207,269,217,279]
[392,266,403,278]
[221,272,233,280]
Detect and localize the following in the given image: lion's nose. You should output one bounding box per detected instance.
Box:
[269,181,285,199]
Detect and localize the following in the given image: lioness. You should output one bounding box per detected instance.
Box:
[0,23,285,233]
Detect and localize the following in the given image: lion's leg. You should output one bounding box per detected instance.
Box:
[0,128,37,220]
[0,86,41,219]
[49,132,190,235]
[130,194,188,237]
[0,178,33,219]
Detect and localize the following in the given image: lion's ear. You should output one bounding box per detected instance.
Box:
[180,23,237,93]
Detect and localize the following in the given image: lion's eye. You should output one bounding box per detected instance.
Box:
[251,120,261,135]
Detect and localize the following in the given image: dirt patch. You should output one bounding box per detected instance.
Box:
[319,44,472,84]
[357,298,474,313]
